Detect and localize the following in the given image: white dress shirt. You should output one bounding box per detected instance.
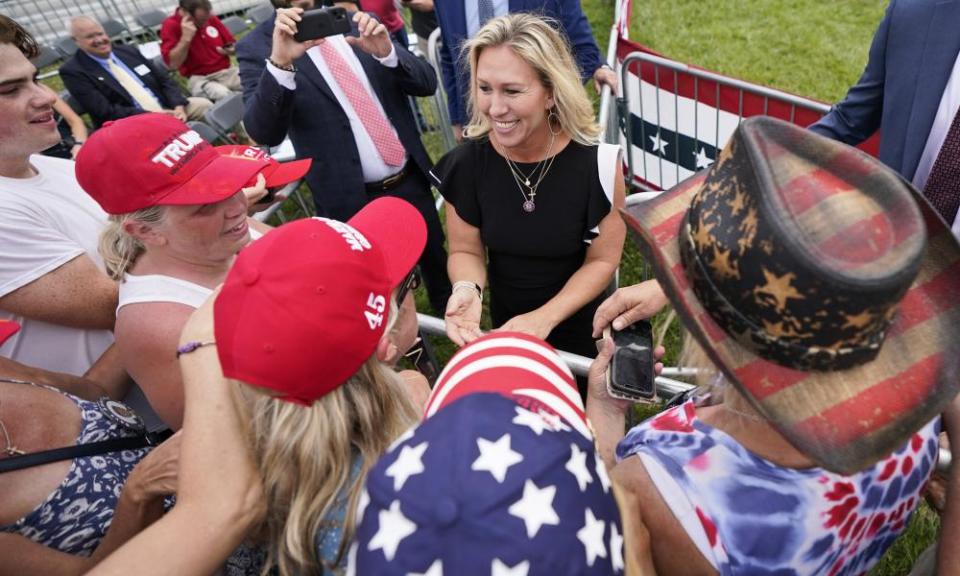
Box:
[267,36,406,183]
[911,50,960,238]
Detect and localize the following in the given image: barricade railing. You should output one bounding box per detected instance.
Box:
[617,50,830,192]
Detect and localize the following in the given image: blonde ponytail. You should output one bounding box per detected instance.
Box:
[98,207,165,280]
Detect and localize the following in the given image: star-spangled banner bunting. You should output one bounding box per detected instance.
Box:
[612,36,879,192]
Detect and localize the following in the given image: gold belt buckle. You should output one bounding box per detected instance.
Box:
[382,168,404,188]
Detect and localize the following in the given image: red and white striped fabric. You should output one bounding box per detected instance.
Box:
[424,332,591,439]
[614,0,632,40]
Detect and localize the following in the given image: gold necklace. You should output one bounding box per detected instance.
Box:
[0,401,25,457]
[500,130,557,213]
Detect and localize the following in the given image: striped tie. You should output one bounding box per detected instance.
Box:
[318,42,406,167]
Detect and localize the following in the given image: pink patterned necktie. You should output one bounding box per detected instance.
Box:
[923,106,960,224]
[318,41,406,167]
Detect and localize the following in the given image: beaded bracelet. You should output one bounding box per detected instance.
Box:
[176,340,216,358]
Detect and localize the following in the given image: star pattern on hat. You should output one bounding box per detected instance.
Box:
[508,479,560,538]
[565,443,593,492]
[577,508,608,567]
[386,441,429,491]
[610,521,625,571]
[473,434,524,483]
[491,558,530,576]
[411,559,443,576]
[539,409,572,433]
[754,268,805,312]
[594,453,611,493]
[512,406,552,435]
[367,500,416,561]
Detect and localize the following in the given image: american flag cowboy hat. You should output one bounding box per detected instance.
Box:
[622,116,960,474]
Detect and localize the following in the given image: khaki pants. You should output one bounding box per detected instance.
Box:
[184,97,214,121]
[187,67,242,102]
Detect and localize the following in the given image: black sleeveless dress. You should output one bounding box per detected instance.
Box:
[431,138,614,365]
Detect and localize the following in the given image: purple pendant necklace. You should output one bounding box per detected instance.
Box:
[502,129,557,213]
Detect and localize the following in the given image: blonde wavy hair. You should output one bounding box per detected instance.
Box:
[462,13,601,145]
[244,303,419,576]
[98,207,166,280]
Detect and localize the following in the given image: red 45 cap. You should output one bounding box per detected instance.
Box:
[214,197,427,404]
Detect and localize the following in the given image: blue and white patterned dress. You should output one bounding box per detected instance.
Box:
[617,399,940,576]
[0,388,152,556]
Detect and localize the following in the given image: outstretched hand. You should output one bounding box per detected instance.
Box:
[444,288,482,347]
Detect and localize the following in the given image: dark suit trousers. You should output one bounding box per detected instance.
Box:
[366,168,451,315]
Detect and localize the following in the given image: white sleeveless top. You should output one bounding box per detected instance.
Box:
[117,274,213,313]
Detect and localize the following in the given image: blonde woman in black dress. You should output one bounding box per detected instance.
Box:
[433,13,625,391]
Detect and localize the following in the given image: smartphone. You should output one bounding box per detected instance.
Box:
[605,321,656,402]
[293,7,352,42]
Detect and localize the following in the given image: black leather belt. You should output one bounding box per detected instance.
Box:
[365,163,409,194]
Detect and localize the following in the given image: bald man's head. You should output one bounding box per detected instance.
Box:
[69,16,112,58]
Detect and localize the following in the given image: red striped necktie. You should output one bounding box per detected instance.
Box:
[318,41,406,167]
[923,106,960,223]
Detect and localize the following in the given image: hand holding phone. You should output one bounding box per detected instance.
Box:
[605,320,657,403]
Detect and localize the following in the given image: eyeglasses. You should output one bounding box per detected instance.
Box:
[396,268,421,304]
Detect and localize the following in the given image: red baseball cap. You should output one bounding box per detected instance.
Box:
[75,114,293,214]
[423,332,591,438]
[0,320,20,347]
[216,145,312,189]
[214,197,427,404]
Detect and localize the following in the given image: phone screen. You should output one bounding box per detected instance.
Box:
[609,321,655,400]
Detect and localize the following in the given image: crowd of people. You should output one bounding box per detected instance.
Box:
[1,0,959,574]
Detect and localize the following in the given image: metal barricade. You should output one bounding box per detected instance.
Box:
[617,50,829,192]
[426,28,457,154]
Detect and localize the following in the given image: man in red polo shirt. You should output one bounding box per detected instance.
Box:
[160,0,241,102]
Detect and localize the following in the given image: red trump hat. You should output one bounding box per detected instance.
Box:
[214,197,427,404]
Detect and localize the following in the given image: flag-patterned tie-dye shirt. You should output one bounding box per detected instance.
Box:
[616,399,940,576]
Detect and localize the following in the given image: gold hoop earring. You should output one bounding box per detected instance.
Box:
[547,109,561,136]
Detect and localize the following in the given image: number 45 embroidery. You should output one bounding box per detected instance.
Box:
[365,293,386,330]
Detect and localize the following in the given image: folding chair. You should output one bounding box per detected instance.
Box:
[247,4,275,25]
[203,92,245,142]
[31,45,62,70]
[101,19,133,44]
[55,36,78,58]
[187,120,223,144]
[135,8,168,40]
[220,15,248,37]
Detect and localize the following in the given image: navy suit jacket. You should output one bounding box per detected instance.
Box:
[59,45,188,127]
[810,0,960,181]
[434,0,603,125]
[237,19,437,219]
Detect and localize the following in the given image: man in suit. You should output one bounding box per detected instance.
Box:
[238,5,451,313]
[810,0,960,237]
[434,0,617,140]
[60,16,212,127]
